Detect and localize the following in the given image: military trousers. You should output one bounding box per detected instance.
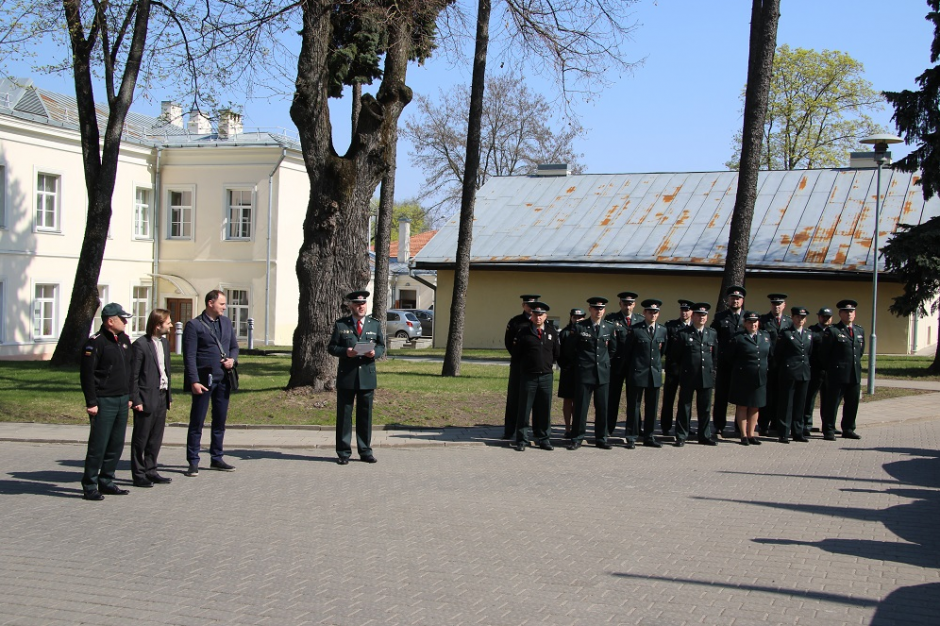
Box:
[82,395,129,494]
[626,384,660,442]
[778,375,809,439]
[336,387,374,459]
[660,371,680,435]
[822,381,860,436]
[573,381,609,443]
[713,362,733,433]
[502,361,522,438]
[803,370,828,434]
[516,372,554,444]
[675,385,713,443]
[606,360,627,436]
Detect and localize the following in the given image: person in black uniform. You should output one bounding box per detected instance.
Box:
[80,303,135,501]
[503,294,540,439]
[558,308,586,438]
[129,309,174,487]
[758,293,793,435]
[820,299,865,440]
[728,310,773,446]
[605,291,643,437]
[803,307,833,436]
[567,297,617,450]
[776,306,813,443]
[711,285,746,436]
[660,299,694,438]
[622,299,668,449]
[674,302,719,447]
[511,302,561,451]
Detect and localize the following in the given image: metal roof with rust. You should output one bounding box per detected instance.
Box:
[414,169,940,275]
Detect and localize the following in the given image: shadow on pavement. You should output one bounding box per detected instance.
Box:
[870,582,940,626]
[225,449,337,463]
[0,469,83,498]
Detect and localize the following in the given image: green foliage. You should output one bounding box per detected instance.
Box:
[370,198,431,237]
[884,0,940,200]
[327,3,387,98]
[882,215,940,318]
[727,45,885,170]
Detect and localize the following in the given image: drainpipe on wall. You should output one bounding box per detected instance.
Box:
[266,148,287,345]
[152,147,162,308]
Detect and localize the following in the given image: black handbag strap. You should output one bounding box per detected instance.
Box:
[199,317,229,359]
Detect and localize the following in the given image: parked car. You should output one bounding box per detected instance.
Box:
[401,309,433,337]
[386,310,422,341]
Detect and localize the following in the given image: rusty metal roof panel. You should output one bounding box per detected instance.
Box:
[414,169,940,273]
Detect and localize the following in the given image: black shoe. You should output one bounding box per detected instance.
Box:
[563,430,571,439]
[778,437,790,444]
[699,438,717,446]
[823,433,836,441]
[793,435,810,443]
[596,441,612,450]
[82,490,104,501]
[539,441,554,451]
[147,474,172,484]
[842,431,861,440]
[643,438,662,448]
[360,455,378,463]
[625,440,636,449]
[184,464,199,477]
[99,484,129,495]
[210,459,236,472]
[512,442,526,452]
[748,438,762,446]
[835,429,843,435]
[337,457,349,465]
[567,441,582,450]
[500,433,513,441]
[740,438,750,446]
[811,427,821,432]
[674,440,685,448]
[133,479,154,488]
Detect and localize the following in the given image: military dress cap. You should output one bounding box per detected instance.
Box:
[818,307,833,316]
[837,299,858,311]
[520,294,541,302]
[346,290,370,303]
[767,293,788,303]
[742,310,760,321]
[692,302,712,314]
[791,306,810,317]
[587,296,608,308]
[726,285,747,298]
[530,301,550,314]
[678,299,694,309]
[570,308,586,317]
[641,298,663,311]
[617,291,639,302]
[101,302,131,319]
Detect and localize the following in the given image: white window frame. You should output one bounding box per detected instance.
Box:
[223,287,250,340]
[32,283,59,341]
[130,285,152,336]
[166,186,195,240]
[133,186,153,240]
[35,170,62,233]
[224,187,254,241]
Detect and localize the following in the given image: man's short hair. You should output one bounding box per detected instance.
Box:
[146,309,171,336]
[205,290,224,306]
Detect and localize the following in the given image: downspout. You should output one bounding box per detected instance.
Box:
[266,148,287,345]
[407,258,437,291]
[152,147,162,308]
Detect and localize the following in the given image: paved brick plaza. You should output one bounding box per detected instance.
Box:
[0,419,938,625]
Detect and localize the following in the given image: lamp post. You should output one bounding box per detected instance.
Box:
[859,133,903,395]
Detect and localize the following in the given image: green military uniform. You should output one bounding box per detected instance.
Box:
[605,294,643,437]
[757,294,794,434]
[567,298,617,448]
[675,304,718,445]
[803,309,833,435]
[711,285,747,434]
[621,300,668,446]
[776,307,813,442]
[820,300,864,439]
[660,301,694,437]
[728,329,773,408]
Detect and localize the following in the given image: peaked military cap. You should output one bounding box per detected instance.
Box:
[742,310,760,321]
[818,307,833,317]
[346,290,370,303]
[570,308,586,317]
[101,302,131,319]
[726,285,747,298]
[678,299,694,309]
[520,294,541,303]
[692,302,711,314]
[791,306,809,317]
[641,298,663,311]
[837,299,858,311]
[587,296,608,308]
[617,291,639,302]
[530,301,550,314]
[767,293,788,303]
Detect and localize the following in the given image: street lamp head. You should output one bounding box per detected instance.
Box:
[860,133,903,154]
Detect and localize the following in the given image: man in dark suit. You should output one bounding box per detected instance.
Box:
[803,307,833,436]
[511,302,561,451]
[776,306,813,443]
[328,290,386,464]
[502,294,540,439]
[758,293,793,435]
[130,309,174,487]
[567,297,617,450]
[183,290,240,476]
[605,291,643,438]
[711,285,746,436]
[660,299,694,438]
[674,303,718,447]
[622,299,668,449]
[820,299,865,440]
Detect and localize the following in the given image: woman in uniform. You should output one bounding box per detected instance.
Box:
[557,308,585,438]
[728,311,773,446]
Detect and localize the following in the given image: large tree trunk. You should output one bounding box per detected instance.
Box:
[442,0,491,377]
[51,0,151,366]
[372,158,397,355]
[288,2,412,389]
[716,0,779,313]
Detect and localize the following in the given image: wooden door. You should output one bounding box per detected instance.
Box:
[167,298,194,353]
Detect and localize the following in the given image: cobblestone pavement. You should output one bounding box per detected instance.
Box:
[1,416,938,625]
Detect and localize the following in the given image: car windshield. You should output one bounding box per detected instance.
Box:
[403,313,419,322]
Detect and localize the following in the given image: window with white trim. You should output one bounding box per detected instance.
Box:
[224,288,249,340]
[33,284,58,339]
[167,189,193,239]
[134,188,152,239]
[130,286,151,335]
[36,173,60,231]
[225,188,253,240]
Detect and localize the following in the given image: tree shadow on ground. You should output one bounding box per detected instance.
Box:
[0,469,83,498]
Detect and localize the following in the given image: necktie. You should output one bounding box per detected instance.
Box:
[537,328,542,340]
[594,324,599,335]
[776,317,781,326]
[648,324,654,336]
[848,326,854,338]
[356,319,363,336]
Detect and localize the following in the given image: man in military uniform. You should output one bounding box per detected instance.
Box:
[80,303,135,501]
[660,299,694,439]
[820,299,865,440]
[327,290,386,464]
[622,299,668,449]
[605,291,643,437]
[502,294,540,440]
[711,285,746,436]
[674,303,718,447]
[567,297,617,450]
[758,293,793,435]
[776,306,813,443]
[803,307,833,436]
[511,302,561,451]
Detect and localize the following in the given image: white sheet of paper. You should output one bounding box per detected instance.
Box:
[353,341,376,355]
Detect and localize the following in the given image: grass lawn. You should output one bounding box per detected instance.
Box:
[0,351,934,427]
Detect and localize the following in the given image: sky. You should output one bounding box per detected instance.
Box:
[6,0,937,207]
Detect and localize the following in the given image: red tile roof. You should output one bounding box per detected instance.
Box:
[373,230,438,259]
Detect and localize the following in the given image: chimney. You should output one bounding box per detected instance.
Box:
[188,110,212,135]
[218,109,243,139]
[159,101,184,128]
[397,218,411,265]
[535,163,570,176]
[849,151,892,168]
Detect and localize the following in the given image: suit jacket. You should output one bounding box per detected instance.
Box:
[328,315,386,390]
[182,312,239,390]
[776,327,812,382]
[676,325,717,389]
[504,312,530,361]
[131,335,172,414]
[512,323,561,375]
[622,322,668,388]
[729,330,773,390]
[711,309,744,366]
[664,318,691,376]
[566,318,617,385]
[822,322,865,385]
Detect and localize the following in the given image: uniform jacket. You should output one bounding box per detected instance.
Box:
[676,325,717,389]
[622,322,668,388]
[565,318,617,385]
[512,323,561,375]
[131,335,172,414]
[808,322,830,370]
[728,330,773,389]
[605,310,644,361]
[80,326,135,406]
[776,327,813,382]
[664,318,691,376]
[328,315,386,390]
[182,312,239,390]
[822,322,865,385]
[504,312,531,363]
[758,312,794,345]
[558,323,579,370]
[711,309,744,365]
